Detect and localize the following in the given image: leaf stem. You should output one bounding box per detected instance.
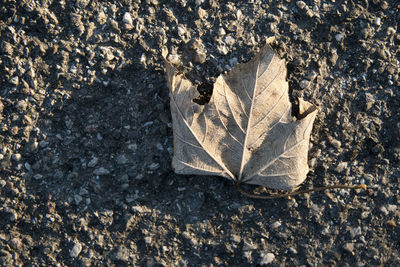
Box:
[236,182,367,199]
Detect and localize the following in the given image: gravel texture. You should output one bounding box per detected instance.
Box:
[0,0,399,266]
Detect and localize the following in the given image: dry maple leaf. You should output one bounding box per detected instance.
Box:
[164,45,318,190]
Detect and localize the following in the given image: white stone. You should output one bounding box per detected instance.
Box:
[177,25,186,37]
[217,44,229,55]
[387,204,397,212]
[12,154,22,161]
[387,27,396,35]
[380,205,389,216]
[70,242,82,258]
[335,33,345,42]
[270,221,281,229]
[299,79,310,89]
[335,162,348,173]
[122,12,133,25]
[24,162,31,171]
[350,226,362,239]
[224,35,235,46]
[260,252,275,265]
[167,54,180,65]
[296,1,307,9]
[218,27,226,36]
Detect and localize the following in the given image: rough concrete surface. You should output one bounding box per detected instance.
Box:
[0,0,399,266]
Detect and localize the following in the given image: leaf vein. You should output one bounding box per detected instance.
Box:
[170,84,235,178]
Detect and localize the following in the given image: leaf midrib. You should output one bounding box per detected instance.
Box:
[237,53,274,181]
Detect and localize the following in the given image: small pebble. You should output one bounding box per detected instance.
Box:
[350,227,361,239]
[309,158,317,168]
[197,7,207,19]
[381,1,389,9]
[329,49,338,66]
[87,157,98,168]
[193,51,206,64]
[177,25,186,37]
[270,221,281,229]
[9,237,21,249]
[74,194,83,205]
[229,57,238,67]
[11,153,22,161]
[305,71,317,81]
[343,243,354,254]
[9,76,19,85]
[8,210,18,222]
[93,167,110,176]
[132,205,150,213]
[33,174,43,180]
[70,241,82,258]
[386,204,397,212]
[305,9,314,18]
[79,188,89,195]
[122,12,133,25]
[116,154,128,165]
[335,33,345,42]
[224,35,235,46]
[10,126,19,136]
[144,236,152,244]
[109,19,119,31]
[148,163,160,170]
[367,247,378,258]
[387,27,396,35]
[54,170,64,179]
[143,121,153,127]
[361,211,370,219]
[156,143,163,151]
[296,1,307,9]
[386,220,396,228]
[113,245,129,262]
[217,44,229,55]
[195,0,204,6]
[329,138,341,149]
[16,100,27,112]
[24,162,31,171]
[231,234,241,243]
[299,79,310,89]
[167,54,181,65]
[335,162,348,173]
[260,252,275,265]
[380,205,389,216]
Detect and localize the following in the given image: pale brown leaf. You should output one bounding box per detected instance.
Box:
[164,46,318,190]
